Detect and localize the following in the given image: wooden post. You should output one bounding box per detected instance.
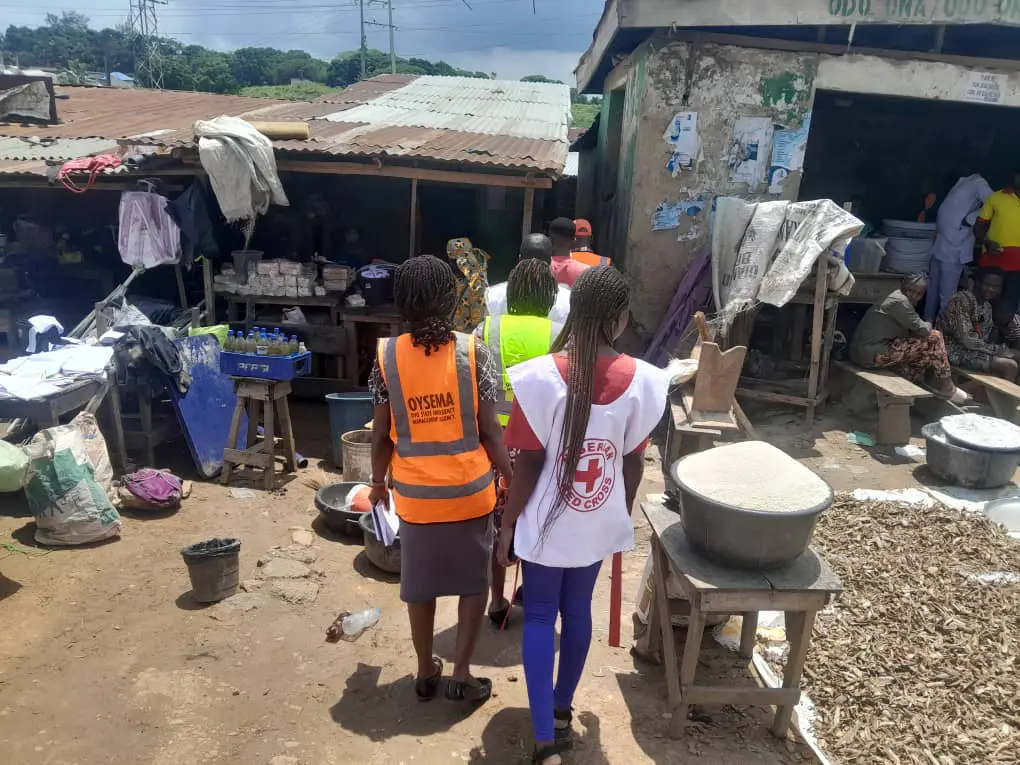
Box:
[174,263,188,309]
[609,552,623,647]
[522,187,535,241]
[805,257,828,425]
[408,178,418,260]
[202,257,215,326]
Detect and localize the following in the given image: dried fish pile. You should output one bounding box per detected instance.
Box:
[795,496,1020,764]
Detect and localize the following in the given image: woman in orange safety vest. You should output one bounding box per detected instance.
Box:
[369,254,513,705]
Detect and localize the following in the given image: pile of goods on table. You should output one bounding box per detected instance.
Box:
[787,495,1020,763]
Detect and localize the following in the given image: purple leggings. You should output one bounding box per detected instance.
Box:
[521,559,603,742]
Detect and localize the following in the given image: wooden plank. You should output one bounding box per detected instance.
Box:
[408,177,418,259]
[771,610,816,737]
[681,393,738,431]
[223,448,274,469]
[954,367,1020,400]
[805,258,828,425]
[670,607,706,738]
[652,539,681,712]
[700,589,831,614]
[736,387,812,408]
[202,257,215,325]
[692,342,746,415]
[834,360,932,399]
[740,611,758,658]
[522,186,535,241]
[272,158,554,189]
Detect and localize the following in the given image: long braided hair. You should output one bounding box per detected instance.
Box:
[507,258,557,317]
[394,255,457,355]
[540,265,630,544]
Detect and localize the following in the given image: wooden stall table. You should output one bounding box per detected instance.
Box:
[641,500,842,739]
[221,377,298,491]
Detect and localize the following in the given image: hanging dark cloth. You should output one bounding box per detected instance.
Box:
[114,326,190,394]
[167,182,221,268]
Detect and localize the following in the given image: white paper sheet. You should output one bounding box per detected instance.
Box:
[727,117,774,188]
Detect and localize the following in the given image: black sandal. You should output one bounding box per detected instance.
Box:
[532,741,569,764]
[414,657,443,702]
[488,599,510,627]
[553,707,573,745]
[445,675,493,704]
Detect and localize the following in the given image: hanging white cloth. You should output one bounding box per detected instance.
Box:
[26,314,64,353]
[118,191,181,269]
[193,116,289,223]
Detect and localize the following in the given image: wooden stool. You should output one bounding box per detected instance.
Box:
[221,378,298,490]
[641,501,842,739]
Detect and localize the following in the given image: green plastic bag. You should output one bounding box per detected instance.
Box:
[188,324,229,347]
[0,440,29,493]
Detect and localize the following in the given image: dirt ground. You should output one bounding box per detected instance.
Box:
[0,393,948,765]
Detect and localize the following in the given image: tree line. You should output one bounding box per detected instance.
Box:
[1,13,600,127]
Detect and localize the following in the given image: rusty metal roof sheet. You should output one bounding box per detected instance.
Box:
[0,76,571,176]
[0,135,119,161]
[0,85,284,139]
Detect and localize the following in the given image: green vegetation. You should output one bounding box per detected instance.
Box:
[239,83,336,101]
[571,102,600,130]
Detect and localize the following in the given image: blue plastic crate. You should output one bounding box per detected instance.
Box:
[220,351,312,381]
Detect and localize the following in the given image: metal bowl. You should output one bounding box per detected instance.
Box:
[670,460,833,570]
[359,512,401,575]
[314,482,365,537]
[922,423,1020,489]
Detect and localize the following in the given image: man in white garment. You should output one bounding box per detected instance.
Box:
[924,173,994,321]
[486,234,571,322]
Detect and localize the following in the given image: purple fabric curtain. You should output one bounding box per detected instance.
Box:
[643,246,713,367]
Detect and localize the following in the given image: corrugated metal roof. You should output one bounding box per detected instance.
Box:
[0,135,119,161]
[0,76,571,176]
[0,86,284,139]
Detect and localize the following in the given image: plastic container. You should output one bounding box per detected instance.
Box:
[182,538,241,603]
[220,351,311,381]
[922,422,1020,489]
[342,429,373,482]
[671,462,832,570]
[359,512,401,575]
[326,393,375,468]
[340,607,381,640]
[314,481,365,537]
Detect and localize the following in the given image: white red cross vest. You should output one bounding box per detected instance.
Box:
[508,353,669,568]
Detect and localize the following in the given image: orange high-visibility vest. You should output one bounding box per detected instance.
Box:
[377,332,495,524]
[570,249,611,267]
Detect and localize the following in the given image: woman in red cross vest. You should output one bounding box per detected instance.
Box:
[369,255,512,705]
[496,266,669,764]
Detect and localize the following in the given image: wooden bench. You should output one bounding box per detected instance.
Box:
[834,360,933,445]
[953,368,1020,424]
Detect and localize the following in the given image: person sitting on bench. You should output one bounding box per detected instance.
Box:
[991,299,1020,351]
[937,267,1020,381]
[850,272,969,404]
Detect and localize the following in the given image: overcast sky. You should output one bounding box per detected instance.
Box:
[2,0,603,83]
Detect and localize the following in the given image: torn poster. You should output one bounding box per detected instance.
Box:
[652,198,706,231]
[662,112,700,176]
[768,113,811,195]
[727,117,774,188]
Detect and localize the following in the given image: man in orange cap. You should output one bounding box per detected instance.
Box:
[571,219,611,267]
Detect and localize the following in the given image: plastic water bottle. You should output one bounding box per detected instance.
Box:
[225,330,235,351]
[341,608,381,640]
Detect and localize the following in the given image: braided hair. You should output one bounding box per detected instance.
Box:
[394,255,457,355]
[540,265,630,544]
[507,258,557,317]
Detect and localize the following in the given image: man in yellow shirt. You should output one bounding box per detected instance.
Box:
[976,181,1020,310]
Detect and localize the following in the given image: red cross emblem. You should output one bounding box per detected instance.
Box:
[575,458,603,494]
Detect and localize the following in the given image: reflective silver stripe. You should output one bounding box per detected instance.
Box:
[488,317,505,382]
[384,333,480,458]
[599,256,609,266]
[392,469,493,500]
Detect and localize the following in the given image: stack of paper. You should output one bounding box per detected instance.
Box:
[371,500,399,547]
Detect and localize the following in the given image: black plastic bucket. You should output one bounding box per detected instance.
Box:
[181,538,241,603]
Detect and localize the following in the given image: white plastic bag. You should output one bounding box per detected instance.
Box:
[0,440,29,493]
[23,413,121,546]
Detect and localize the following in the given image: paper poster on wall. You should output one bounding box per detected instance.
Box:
[727,117,774,188]
[652,198,706,232]
[960,72,1007,105]
[768,113,811,195]
[662,111,701,176]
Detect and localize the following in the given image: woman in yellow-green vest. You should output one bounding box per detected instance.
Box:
[475,254,563,626]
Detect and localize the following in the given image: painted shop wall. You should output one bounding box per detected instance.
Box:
[619,38,816,338]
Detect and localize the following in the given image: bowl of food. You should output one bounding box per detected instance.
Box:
[670,441,834,569]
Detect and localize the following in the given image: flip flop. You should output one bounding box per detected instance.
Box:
[532,742,570,764]
[553,707,573,745]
